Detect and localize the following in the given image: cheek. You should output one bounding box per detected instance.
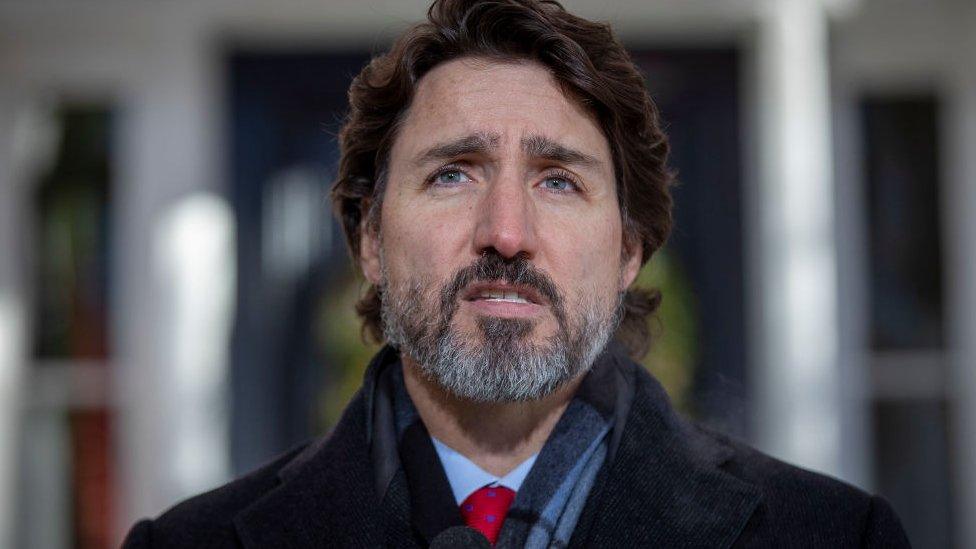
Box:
[381,205,473,282]
[549,213,623,291]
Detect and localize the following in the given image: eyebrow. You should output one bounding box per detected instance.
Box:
[520,134,601,168]
[414,132,501,166]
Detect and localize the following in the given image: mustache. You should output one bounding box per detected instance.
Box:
[440,251,566,322]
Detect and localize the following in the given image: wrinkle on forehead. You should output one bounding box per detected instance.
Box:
[387,57,616,197]
[403,56,604,144]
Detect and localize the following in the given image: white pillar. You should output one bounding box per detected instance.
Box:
[747,0,843,475]
[0,92,71,548]
[945,6,976,546]
[0,93,27,549]
[113,19,232,539]
[829,81,872,490]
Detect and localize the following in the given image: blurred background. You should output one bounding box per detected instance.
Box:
[1,0,974,547]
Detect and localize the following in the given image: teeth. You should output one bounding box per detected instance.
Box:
[478,289,530,304]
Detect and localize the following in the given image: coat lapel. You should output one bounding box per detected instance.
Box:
[570,362,762,548]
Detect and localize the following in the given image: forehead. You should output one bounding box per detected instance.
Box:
[391,57,612,165]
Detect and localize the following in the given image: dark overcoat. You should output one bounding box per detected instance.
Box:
[123,350,910,548]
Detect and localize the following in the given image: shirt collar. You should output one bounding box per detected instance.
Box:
[430,436,538,504]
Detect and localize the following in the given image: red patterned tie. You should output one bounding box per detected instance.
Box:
[459,485,516,545]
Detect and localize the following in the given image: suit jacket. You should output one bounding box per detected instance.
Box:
[123,349,910,548]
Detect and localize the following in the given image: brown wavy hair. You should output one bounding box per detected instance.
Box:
[331,0,674,359]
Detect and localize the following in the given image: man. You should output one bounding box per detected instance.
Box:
[125,0,910,547]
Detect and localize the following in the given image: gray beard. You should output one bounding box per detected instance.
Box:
[379,262,623,403]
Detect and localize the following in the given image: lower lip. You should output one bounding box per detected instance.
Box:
[463,299,545,319]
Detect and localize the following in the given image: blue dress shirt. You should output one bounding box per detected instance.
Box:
[430,436,538,505]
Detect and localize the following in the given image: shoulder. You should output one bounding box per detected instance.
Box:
[121,443,308,548]
[625,363,910,546]
[626,358,865,506]
[701,425,910,547]
[703,422,869,515]
[122,386,376,548]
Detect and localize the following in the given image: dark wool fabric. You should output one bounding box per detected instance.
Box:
[123,347,912,548]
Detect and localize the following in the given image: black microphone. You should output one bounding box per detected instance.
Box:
[429,526,492,548]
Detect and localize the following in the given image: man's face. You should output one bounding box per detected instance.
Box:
[361,57,641,401]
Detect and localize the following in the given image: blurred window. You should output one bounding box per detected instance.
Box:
[228,52,370,474]
[227,48,744,473]
[33,107,112,360]
[862,95,950,548]
[872,399,952,549]
[21,105,114,549]
[863,97,944,351]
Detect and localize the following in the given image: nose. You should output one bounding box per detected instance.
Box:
[472,172,539,260]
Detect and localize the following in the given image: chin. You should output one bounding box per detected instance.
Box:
[454,314,557,347]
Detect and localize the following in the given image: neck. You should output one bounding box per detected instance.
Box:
[401,355,582,478]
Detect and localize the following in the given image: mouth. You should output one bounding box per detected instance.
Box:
[462,281,546,305]
[460,281,547,319]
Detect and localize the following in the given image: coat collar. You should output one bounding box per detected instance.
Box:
[569,355,762,548]
[231,347,761,548]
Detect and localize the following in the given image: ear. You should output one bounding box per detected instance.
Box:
[619,239,643,291]
[360,216,382,285]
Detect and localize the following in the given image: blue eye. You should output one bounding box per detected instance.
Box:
[433,169,471,186]
[542,176,577,192]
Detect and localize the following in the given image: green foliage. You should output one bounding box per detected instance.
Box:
[637,250,698,415]
[315,267,378,430]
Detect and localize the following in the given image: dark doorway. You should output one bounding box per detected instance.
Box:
[226,47,745,473]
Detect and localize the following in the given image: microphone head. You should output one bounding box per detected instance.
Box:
[429,526,492,548]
